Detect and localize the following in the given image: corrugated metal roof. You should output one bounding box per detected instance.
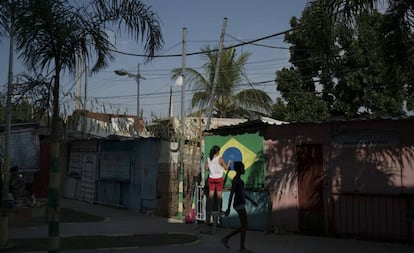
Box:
[286,115,414,125]
[203,116,287,134]
[204,116,414,134]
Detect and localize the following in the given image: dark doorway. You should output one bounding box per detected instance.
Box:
[297,144,324,234]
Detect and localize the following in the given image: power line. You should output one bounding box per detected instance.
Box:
[226,33,290,50]
[83,80,275,100]
[109,27,297,58]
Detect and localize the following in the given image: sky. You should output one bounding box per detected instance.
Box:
[0,0,310,122]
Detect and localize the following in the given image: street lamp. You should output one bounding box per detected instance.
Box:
[114,64,145,134]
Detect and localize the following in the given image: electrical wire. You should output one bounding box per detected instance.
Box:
[108,27,298,58]
[226,33,290,50]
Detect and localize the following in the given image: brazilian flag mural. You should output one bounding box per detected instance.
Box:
[204,132,269,230]
[204,132,264,189]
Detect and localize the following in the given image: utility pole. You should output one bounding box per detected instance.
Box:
[75,54,82,110]
[82,66,88,135]
[136,64,141,118]
[168,86,173,118]
[114,64,145,136]
[206,17,227,130]
[178,27,186,221]
[0,27,14,248]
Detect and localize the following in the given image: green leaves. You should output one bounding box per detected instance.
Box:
[273,0,414,121]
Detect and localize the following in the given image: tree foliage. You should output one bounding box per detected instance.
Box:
[273,0,414,121]
[0,73,53,124]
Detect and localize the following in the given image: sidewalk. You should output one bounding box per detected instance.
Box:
[9,198,414,253]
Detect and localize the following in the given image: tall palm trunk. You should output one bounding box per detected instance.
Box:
[47,64,61,253]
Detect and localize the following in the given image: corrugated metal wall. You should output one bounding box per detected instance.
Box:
[96,138,160,212]
[96,180,122,206]
[62,138,160,212]
[78,153,97,203]
[64,140,99,202]
[333,193,414,241]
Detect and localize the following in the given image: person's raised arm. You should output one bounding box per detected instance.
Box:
[219,157,232,171]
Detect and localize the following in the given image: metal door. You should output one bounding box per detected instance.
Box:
[297,144,324,234]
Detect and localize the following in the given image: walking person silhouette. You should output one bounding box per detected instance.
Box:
[221,161,258,253]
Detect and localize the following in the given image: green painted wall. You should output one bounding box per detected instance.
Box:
[204,132,265,189]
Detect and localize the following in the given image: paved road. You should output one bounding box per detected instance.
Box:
[9,198,414,253]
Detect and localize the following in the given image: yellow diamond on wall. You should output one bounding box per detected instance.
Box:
[220,138,258,179]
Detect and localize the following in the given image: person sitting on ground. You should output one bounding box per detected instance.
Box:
[9,166,31,199]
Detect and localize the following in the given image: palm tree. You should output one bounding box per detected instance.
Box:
[173,46,273,119]
[329,0,413,47]
[10,0,163,251]
[0,0,28,247]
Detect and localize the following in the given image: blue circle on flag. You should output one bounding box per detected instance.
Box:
[222,147,242,170]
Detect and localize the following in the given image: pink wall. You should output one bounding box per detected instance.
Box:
[400,120,414,193]
[401,146,414,192]
[264,119,414,236]
[264,123,330,231]
[330,147,403,194]
[264,139,298,231]
[330,120,412,194]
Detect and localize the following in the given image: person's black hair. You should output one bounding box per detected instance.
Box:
[209,145,220,160]
[233,161,244,173]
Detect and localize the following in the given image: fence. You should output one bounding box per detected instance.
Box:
[332,193,414,241]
